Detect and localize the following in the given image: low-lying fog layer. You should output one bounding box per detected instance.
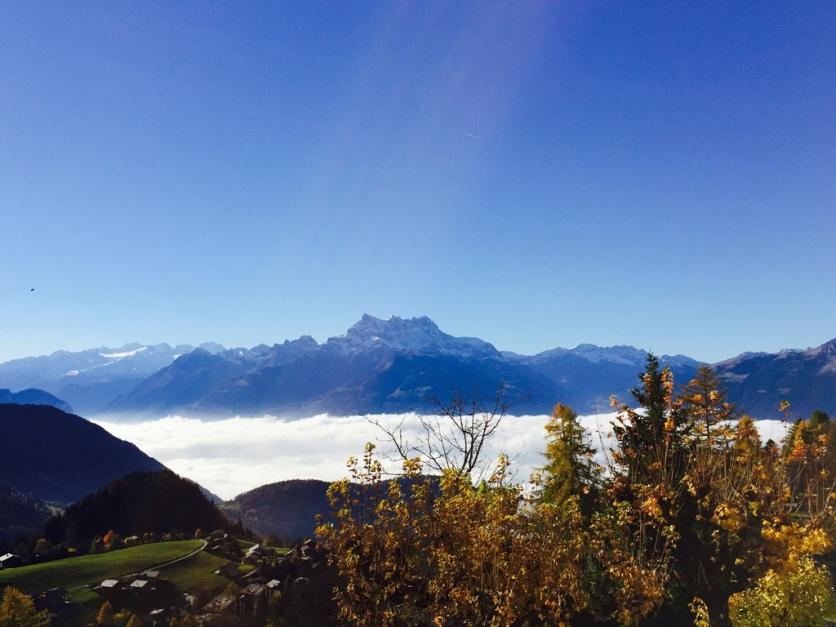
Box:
[93,414,791,501]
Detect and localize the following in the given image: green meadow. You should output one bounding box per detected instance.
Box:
[0,540,202,595]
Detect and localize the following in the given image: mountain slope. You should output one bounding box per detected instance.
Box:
[0,404,165,504]
[44,469,229,548]
[0,485,53,548]
[220,479,331,541]
[715,339,836,418]
[518,346,700,413]
[222,476,440,541]
[110,348,255,415]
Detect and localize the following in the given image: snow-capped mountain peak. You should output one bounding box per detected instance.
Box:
[331,314,498,357]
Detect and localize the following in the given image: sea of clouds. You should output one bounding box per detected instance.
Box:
[93,414,791,501]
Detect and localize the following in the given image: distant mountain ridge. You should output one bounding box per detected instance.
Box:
[715,339,836,419]
[0,387,72,412]
[0,342,220,415]
[1,316,833,419]
[109,315,700,417]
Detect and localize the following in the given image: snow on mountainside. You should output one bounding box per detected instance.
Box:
[98,346,149,360]
[0,342,211,415]
[327,314,498,358]
[110,315,701,418]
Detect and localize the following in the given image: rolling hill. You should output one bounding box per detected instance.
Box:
[220,479,331,541]
[44,469,229,548]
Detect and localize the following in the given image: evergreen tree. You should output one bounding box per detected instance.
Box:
[539,403,599,516]
[809,409,830,429]
[612,353,688,484]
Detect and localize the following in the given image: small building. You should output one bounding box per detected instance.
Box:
[206,530,227,542]
[0,553,23,569]
[34,587,68,612]
[242,583,264,597]
[202,594,235,614]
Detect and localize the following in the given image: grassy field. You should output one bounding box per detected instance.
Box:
[161,550,228,593]
[0,540,202,595]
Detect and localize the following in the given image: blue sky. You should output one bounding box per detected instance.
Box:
[1,1,834,363]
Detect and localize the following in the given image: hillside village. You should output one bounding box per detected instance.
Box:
[1,528,335,626]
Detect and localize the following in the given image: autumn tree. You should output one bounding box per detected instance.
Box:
[538,403,600,516]
[103,530,121,551]
[612,353,689,485]
[0,587,50,627]
[96,601,114,626]
[680,365,736,443]
[323,361,834,627]
[610,362,834,624]
[33,539,53,561]
[728,556,832,627]
[319,444,589,626]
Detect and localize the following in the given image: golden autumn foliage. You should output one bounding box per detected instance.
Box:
[728,557,832,627]
[320,359,835,626]
[0,587,50,627]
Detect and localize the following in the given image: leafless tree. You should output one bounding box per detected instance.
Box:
[369,387,509,479]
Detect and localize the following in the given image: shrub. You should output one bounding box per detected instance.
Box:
[728,557,832,627]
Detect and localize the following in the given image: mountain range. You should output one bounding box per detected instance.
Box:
[0,342,222,415]
[0,315,833,419]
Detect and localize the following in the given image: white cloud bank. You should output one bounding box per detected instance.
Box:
[93,414,792,501]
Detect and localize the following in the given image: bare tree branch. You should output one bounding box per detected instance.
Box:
[369,385,509,478]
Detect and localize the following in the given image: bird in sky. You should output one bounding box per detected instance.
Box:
[30,288,34,292]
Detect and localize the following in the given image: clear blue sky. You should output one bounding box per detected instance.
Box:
[1,1,834,363]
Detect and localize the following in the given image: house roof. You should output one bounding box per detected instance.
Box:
[0,553,20,561]
[100,580,119,588]
[202,595,235,613]
[130,579,148,588]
